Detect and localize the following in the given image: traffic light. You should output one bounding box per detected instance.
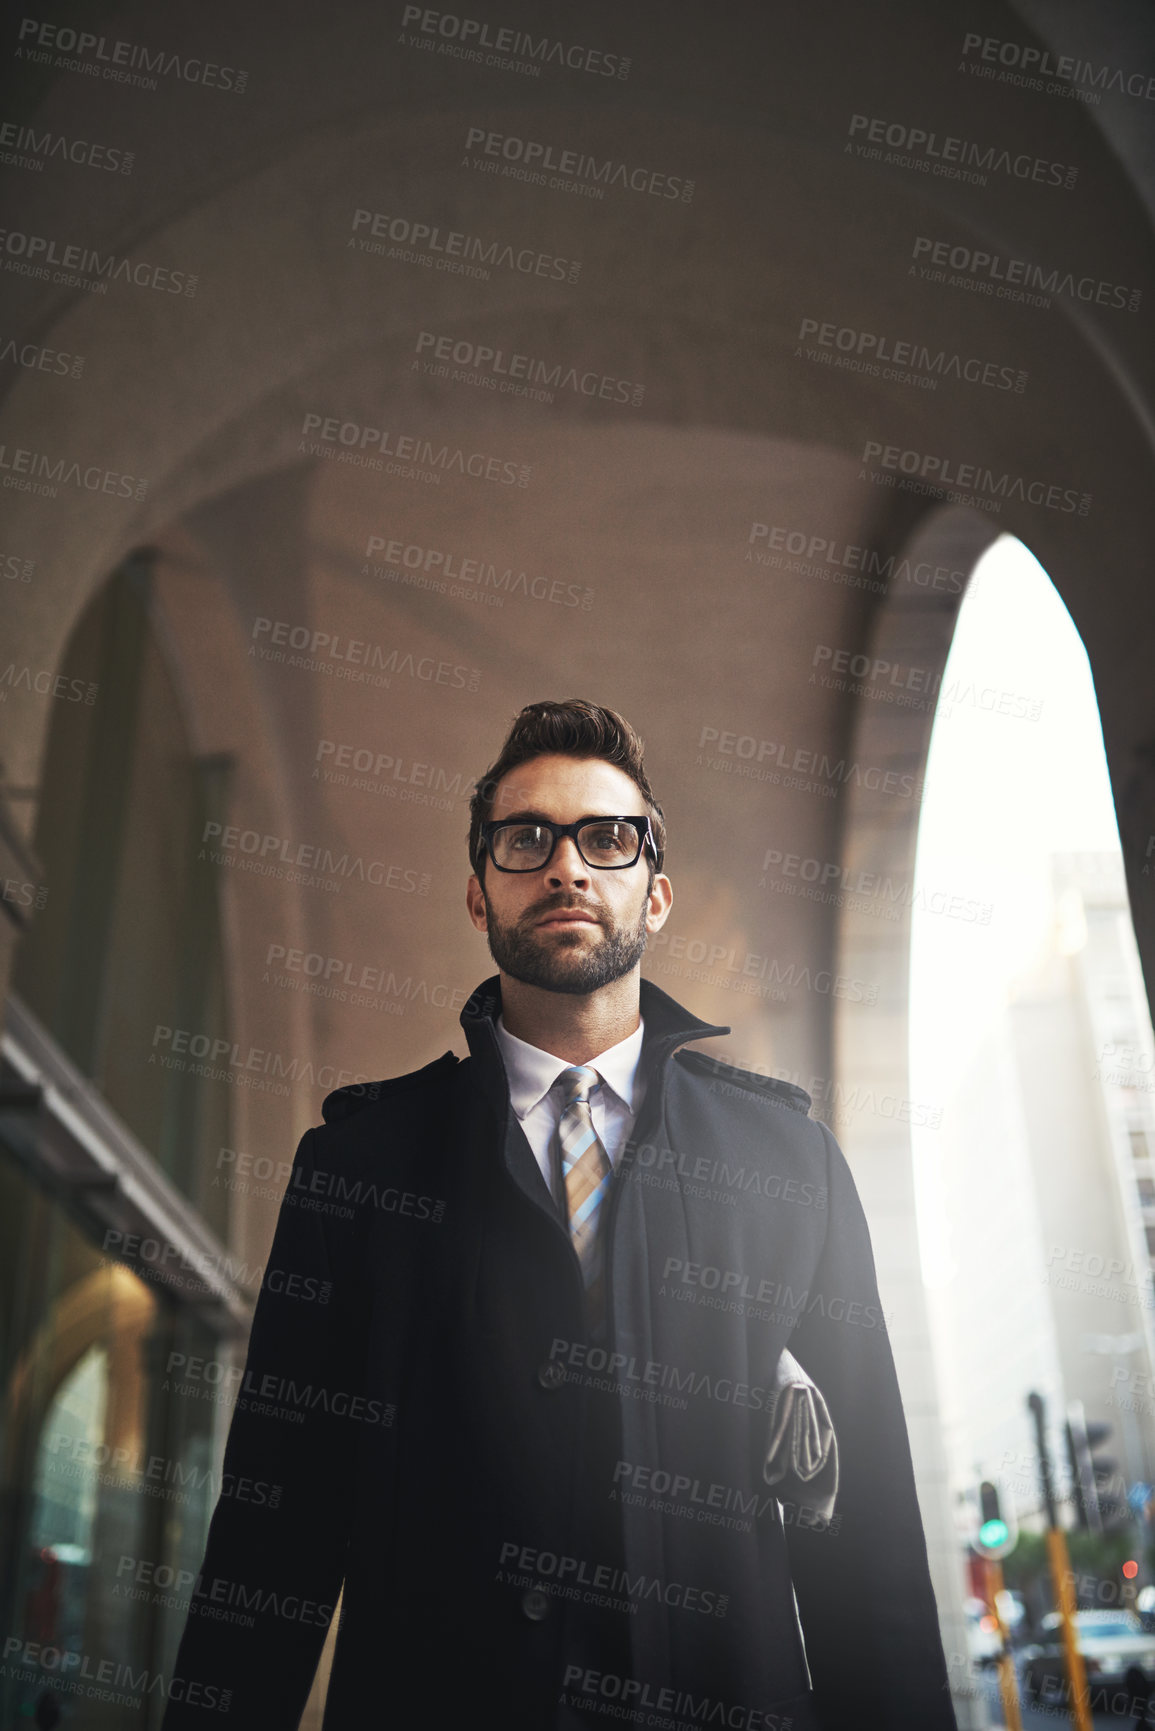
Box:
[1066,1403,1127,1531]
[1066,1403,1097,1530]
[973,1481,1018,1560]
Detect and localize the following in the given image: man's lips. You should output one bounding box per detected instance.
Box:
[533,911,602,929]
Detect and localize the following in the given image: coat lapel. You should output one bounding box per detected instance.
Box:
[459,973,730,1230]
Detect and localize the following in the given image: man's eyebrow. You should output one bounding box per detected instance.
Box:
[491,811,640,824]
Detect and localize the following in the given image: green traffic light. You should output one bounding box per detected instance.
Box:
[979,1518,1009,1549]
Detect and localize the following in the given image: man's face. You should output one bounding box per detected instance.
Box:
[465,754,673,995]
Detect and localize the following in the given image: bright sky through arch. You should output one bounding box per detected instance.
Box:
[910,533,1125,1284]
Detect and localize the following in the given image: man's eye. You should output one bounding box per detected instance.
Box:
[510,827,545,848]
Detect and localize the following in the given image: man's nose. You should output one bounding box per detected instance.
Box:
[546,836,591,887]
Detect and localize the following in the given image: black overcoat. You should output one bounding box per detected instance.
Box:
[162,975,958,1731]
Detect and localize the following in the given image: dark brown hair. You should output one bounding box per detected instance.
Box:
[467,699,666,879]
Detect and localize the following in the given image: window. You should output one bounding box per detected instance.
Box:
[12,559,233,1232]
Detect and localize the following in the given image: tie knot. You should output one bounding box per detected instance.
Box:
[560,1065,599,1107]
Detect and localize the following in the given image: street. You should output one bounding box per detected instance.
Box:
[978,1664,1150,1729]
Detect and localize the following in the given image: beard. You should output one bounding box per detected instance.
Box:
[482,890,651,995]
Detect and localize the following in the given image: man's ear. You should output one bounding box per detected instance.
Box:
[466,873,488,932]
[645,872,674,933]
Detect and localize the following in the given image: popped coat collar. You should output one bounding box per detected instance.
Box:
[459,973,731,1121]
[458,973,734,1273]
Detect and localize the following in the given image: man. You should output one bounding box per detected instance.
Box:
[164,698,957,1731]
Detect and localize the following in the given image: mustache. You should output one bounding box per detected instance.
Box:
[522,895,604,926]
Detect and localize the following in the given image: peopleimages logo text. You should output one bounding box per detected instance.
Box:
[910,236,1142,313]
[16,17,248,92]
[350,208,580,285]
[847,112,1077,188]
[797,315,1025,392]
[861,440,1090,515]
[0,120,133,173]
[960,32,1155,103]
[0,226,195,293]
[463,128,690,200]
[300,412,530,487]
[0,441,146,499]
[415,330,645,405]
[399,8,630,79]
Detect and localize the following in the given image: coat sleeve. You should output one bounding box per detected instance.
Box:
[162,1127,366,1729]
[780,1120,958,1731]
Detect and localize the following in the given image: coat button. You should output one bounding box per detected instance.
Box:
[537,1360,567,1390]
[520,1588,550,1622]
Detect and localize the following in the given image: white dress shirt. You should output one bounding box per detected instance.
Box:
[493,1012,647,1208]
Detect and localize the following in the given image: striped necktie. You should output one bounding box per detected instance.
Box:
[556,1065,614,1333]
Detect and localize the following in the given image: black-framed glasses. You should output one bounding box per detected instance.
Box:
[481,816,661,873]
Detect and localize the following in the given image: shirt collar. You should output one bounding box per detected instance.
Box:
[494,1013,646,1121]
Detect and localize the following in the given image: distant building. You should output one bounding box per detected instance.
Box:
[928,853,1155,1544]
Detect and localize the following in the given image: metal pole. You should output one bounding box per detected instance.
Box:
[1028,1392,1093,1731]
[984,1558,1023,1731]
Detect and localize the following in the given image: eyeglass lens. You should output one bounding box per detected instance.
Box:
[491,821,642,870]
